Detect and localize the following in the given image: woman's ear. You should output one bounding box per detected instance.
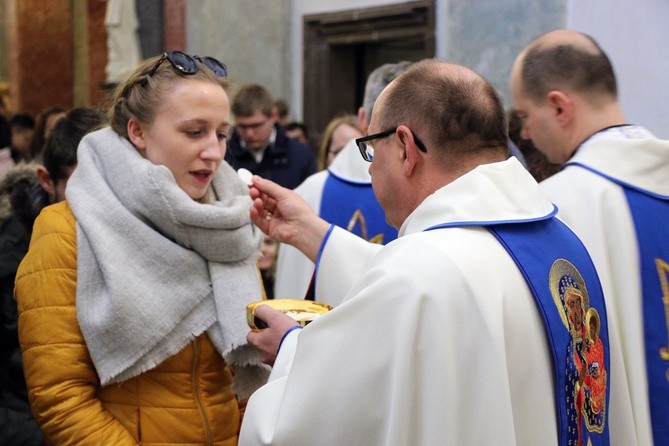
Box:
[127,118,146,151]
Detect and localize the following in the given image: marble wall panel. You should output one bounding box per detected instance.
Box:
[447,0,566,107]
[185,0,292,108]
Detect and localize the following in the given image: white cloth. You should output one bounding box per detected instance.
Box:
[105,0,142,83]
[274,139,372,300]
[540,125,669,446]
[67,127,269,398]
[240,158,637,445]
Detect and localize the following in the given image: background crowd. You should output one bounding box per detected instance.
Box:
[0,27,665,446]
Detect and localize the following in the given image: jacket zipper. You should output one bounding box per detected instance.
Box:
[192,339,212,445]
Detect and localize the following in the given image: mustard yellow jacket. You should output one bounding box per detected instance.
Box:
[15,201,242,445]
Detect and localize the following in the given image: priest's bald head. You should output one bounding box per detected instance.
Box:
[360,59,509,228]
[510,29,626,163]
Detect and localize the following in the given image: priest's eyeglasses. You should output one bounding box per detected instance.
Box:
[148,51,228,78]
[356,127,428,162]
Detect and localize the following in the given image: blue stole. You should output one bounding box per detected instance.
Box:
[488,218,611,446]
[567,162,669,443]
[320,174,397,244]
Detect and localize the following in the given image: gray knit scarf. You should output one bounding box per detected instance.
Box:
[66,127,269,399]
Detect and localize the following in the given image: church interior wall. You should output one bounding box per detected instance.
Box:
[0,0,665,138]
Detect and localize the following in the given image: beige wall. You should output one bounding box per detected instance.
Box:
[185,0,292,112]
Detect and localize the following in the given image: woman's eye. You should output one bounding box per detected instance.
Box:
[217,132,228,141]
[187,130,203,137]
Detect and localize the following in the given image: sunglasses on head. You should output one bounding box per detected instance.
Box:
[148,51,228,78]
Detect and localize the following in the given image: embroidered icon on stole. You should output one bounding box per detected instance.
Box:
[550,259,607,446]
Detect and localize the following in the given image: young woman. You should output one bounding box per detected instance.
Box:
[317,114,362,170]
[14,51,268,445]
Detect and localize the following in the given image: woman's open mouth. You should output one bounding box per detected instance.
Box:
[190,169,212,183]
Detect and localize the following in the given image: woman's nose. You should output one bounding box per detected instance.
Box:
[201,134,224,160]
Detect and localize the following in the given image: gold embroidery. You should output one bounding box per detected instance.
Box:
[655,258,669,361]
[549,259,607,436]
[549,259,590,330]
[347,209,385,244]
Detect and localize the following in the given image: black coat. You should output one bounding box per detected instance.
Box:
[0,164,45,445]
[225,124,316,190]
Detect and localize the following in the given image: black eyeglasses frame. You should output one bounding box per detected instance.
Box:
[356,126,428,162]
[147,51,228,78]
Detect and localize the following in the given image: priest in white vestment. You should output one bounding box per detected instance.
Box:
[511,29,666,446]
[240,59,636,445]
[274,62,411,302]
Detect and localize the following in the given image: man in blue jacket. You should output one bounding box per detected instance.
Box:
[226,84,316,190]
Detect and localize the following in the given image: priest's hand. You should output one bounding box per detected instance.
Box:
[249,175,330,263]
[247,304,300,366]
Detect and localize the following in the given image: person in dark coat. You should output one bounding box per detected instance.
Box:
[0,107,105,445]
[226,84,316,189]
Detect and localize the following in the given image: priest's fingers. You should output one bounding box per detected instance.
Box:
[247,305,300,366]
[250,198,273,235]
[249,175,283,209]
[249,176,283,234]
[248,175,329,261]
[249,188,278,215]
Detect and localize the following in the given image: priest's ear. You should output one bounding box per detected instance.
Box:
[547,90,574,127]
[357,106,369,133]
[396,125,420,176]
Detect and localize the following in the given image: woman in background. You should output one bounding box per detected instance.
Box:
[258,234,279,299]
[27,105,67,160]
[317,114,362,170]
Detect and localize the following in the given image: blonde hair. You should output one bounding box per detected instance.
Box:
[318,114,360,170]
[108,54,228,139]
